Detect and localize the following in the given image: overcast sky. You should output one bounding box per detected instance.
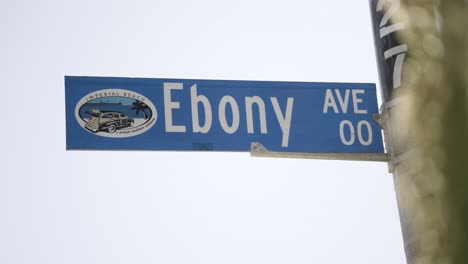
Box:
[2,1,406,263]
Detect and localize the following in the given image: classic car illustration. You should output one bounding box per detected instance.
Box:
[85,109,134,133]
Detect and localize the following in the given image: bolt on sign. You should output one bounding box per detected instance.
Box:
[66,76,384,154]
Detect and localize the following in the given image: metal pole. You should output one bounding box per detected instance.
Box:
[370,1,468,263]
[368,1,418,263]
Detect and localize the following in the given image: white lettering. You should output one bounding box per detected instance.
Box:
[323,89,339,113]
[352,89,367,114]
[339,120,355,146]
[377,0,405,38]
[190,84,212,133]
[245,96,267,134]
[357,120,373,146]
[219,96,240,134]
[270,97,294,148]
[384,44,408,89]
[163,83,186,132]
[335,89,350,113]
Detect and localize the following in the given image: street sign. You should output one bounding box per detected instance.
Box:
[66,76,384,153]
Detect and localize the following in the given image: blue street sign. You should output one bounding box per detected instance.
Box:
[66,76,384,153]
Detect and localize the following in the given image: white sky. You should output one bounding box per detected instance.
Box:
[1,1,406,263]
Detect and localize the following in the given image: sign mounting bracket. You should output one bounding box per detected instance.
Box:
[250,142,390,162]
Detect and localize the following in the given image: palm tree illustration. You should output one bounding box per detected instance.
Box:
[132,100,150,119]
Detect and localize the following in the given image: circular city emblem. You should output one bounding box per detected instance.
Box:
[75,89,157,138]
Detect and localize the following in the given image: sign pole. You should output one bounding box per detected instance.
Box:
[368,1,418,263]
